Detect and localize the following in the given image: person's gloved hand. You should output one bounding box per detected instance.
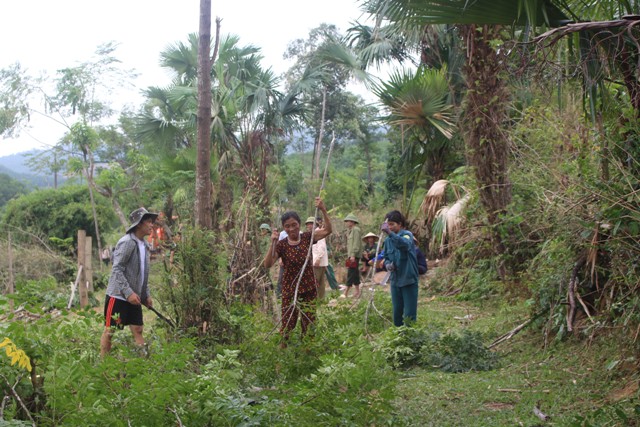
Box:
[380,222,390,234]
[386,262,395,272]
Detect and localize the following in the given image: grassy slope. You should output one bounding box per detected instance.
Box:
[390,295,638,426]
[52,262,638,426]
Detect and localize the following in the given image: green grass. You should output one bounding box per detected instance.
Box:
[388,295,640,426]
[4,273,640,426]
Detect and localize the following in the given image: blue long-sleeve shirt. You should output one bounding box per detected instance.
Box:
[383,229,419,288]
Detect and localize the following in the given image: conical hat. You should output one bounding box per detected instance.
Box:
[362,232,379,241]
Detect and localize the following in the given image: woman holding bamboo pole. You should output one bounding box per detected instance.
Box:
[263,197,332,345]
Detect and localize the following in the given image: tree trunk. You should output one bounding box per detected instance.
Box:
[364,140,374,194]
[111,197,129,230]
[195,0,213,229]
[85,158,102,264]
[7,232,14,311]
[461,25,512,276]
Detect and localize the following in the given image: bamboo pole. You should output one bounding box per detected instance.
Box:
[67,266,83,309]
[291,133,335,308]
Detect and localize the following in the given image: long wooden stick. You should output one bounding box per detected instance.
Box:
[488,310,547,349]
[1,375,35,427]
[277,132,335,335]
[291,133,335,308]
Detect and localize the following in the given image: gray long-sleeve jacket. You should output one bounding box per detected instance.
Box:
[105,233,151,303]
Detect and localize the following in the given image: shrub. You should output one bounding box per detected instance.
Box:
[421,329,500,373]
[377,325,499,373]
[9,277,70,312]
[159,227,241,345]
[2,185,116,246]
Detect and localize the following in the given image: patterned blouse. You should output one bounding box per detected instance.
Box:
[276,231,316,298]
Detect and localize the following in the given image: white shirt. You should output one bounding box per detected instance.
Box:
[312,238,328,267]
[132,234,146,288]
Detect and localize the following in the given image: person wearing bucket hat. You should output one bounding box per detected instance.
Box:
[343,213,363,298]
[360,232,379,276]
[101,207,158,357]
[305,217,329,300]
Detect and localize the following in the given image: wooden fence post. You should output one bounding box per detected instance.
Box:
[77,230,88,308]
[85,235,93,292]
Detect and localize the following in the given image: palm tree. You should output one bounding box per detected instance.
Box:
[357,0,640,278]
[195,0,213,229]
[353,0,572,276]
[136,30,311,303]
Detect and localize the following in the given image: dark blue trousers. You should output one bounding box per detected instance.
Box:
[390,282,418,326]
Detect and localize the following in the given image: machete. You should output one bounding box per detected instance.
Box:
[147,305,176,328]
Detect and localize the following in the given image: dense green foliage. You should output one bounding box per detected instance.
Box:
[2,185,117,245]
[377,324,499,372]
[0,172,27,209]
[2,283,639,426]
[2,3,640,425]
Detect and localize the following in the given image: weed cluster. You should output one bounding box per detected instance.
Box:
[376,324,499,372]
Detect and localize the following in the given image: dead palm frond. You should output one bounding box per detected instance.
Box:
[433,193,470,255]
[420,179,449,225]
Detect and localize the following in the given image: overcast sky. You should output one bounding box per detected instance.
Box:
[0,0,370,157]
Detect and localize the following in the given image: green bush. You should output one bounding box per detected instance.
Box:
[160,227,241,345]
[9,277,69,312]
[421,329,500,373]
[377,325,499,373]
[2,185,117,245]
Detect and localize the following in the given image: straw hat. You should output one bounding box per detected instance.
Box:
[343,213,359,223]
[362,232,379,241]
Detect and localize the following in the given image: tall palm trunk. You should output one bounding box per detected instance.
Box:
[195,0,213,229]
[461,25,511,276]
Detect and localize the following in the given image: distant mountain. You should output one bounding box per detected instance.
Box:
[0,151,36,174]
[0,150,60,188]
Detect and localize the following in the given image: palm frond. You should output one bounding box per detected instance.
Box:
[318,42,373,86]
[420,179,449,224]
[433,193,470,255]
[360,0,568,27]
[374,66,455,139]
